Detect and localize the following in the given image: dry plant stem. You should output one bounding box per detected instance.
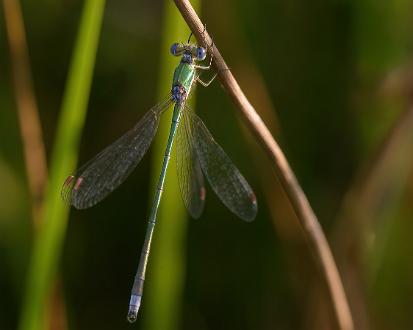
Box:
[2,0,48,225]
[173,1,354,329]
[333,100,413,330]
[360,104,413,202]
[3,1,69,329]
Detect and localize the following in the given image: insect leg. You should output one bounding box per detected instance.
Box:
[196,73,217,87]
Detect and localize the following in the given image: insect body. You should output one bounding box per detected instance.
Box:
[62,41,257,323]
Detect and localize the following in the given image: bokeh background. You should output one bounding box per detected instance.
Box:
[1,0,413,329]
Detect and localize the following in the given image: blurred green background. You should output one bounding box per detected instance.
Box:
[1,0,413,329]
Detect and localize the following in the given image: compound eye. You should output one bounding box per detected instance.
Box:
[170,43,184,56]
[196,47,207,61]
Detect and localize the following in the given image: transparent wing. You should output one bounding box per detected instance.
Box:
[176,108,206,218]
[190,112,257,222]
[62,96,173,209]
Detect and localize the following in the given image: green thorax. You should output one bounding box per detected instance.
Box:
[172,62,196,93]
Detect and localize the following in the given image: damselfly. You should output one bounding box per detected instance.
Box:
[62,37,257,323]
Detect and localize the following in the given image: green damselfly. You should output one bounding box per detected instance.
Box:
[62,38,257,322]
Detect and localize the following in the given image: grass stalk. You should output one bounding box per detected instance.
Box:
[142,1,199,329]
[19,1,105,329]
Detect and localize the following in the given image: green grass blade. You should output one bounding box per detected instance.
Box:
[18,1,105,329]
[142,1,200,329]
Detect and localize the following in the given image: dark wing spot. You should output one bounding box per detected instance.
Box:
[61,175,75,204]
[249,192,257,204]
[200,187,206,201]
[63,175,75,186]
[74,177,84,190]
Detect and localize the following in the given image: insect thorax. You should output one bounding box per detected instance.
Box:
[172,62,196,101]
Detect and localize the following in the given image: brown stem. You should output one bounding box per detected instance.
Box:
[2,0,48,225]
[332,94,413,330]
[2,2,69,330]
[173,1,354,329]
